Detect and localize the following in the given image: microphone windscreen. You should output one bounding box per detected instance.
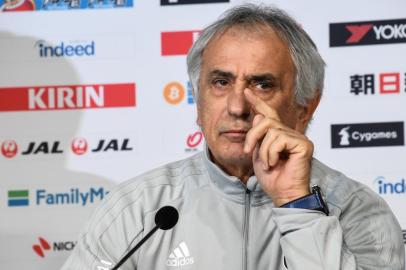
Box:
[155,206,179,230]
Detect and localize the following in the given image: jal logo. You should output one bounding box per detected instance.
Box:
[0,83,136,112]
[91,138,133,153]
[161,30,201,56]
[160,0,229,5]
[163,81,194,105]
[331,122,404,148]
[1,140,18,158]
[374,176,405,195]
[35,40,95,58]
[185,131,203,152]
[2,138,133,158]
[32,237,76,258]
[330,18,406,47]
[71,138,88,155]
[22,141,64,155]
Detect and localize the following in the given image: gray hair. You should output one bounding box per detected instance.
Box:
[186,3,325,106]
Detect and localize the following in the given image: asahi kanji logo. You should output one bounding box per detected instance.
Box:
[349,72,405,96]
[330,18,406,47]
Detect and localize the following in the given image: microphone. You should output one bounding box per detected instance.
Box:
[111,206,178,270]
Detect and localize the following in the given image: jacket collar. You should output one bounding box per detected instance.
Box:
[202,145,272,205]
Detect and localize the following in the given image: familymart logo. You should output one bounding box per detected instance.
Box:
[7,187,108,207]
[8,190,29,206]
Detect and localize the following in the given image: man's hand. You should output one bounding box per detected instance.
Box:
[243,89,314,207]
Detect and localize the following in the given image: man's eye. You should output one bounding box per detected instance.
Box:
[213,79,229,88]
[254,81,272,91]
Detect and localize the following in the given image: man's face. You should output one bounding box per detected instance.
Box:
[197,26,309,172]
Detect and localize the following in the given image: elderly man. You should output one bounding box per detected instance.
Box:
[62,4,404,270]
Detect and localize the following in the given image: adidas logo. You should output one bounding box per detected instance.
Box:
[166,242,194,267]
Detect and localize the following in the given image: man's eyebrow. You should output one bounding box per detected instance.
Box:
[207,69,236,80]
[245,73,277,82]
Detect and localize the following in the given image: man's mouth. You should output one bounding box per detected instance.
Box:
[220,129,249,142]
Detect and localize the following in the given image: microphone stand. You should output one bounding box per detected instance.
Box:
[111,226,159,270]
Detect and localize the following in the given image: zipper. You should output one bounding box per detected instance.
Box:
[242,189,251,270]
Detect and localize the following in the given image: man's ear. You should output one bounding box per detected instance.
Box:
[296,91,321,132]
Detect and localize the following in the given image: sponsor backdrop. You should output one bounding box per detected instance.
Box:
[0,0,405,268]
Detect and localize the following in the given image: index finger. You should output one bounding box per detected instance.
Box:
[244,89,281,121]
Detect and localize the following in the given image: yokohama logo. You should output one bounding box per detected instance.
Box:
[0,83,136,112]
[330,18,406,47]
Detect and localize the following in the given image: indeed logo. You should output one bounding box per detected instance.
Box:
[374,176,405,195]
[35,40,95,58]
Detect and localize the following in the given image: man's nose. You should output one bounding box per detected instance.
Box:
[227,87,251,119]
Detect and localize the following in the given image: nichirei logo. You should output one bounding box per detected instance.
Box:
[0,83,135,112]
[330,18,406,47]
[161,30,201,56]
[331,122,404,148]
[161,0,228,5]
[163,81,194,105]
[32,237,76,258]
[35,40,95,58]
[7,187,109,207]
[374,176,405,195]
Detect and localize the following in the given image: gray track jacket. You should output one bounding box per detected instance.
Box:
[61,150,405,270]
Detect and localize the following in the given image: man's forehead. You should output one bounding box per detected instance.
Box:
[202,25,290,61]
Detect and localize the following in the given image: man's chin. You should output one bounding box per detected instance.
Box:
[218,149,252,164]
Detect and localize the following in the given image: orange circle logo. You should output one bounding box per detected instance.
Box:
[163,82,185,105]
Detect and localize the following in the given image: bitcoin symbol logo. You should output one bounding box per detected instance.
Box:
[170,87,179,100]
[164,82,185,105]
